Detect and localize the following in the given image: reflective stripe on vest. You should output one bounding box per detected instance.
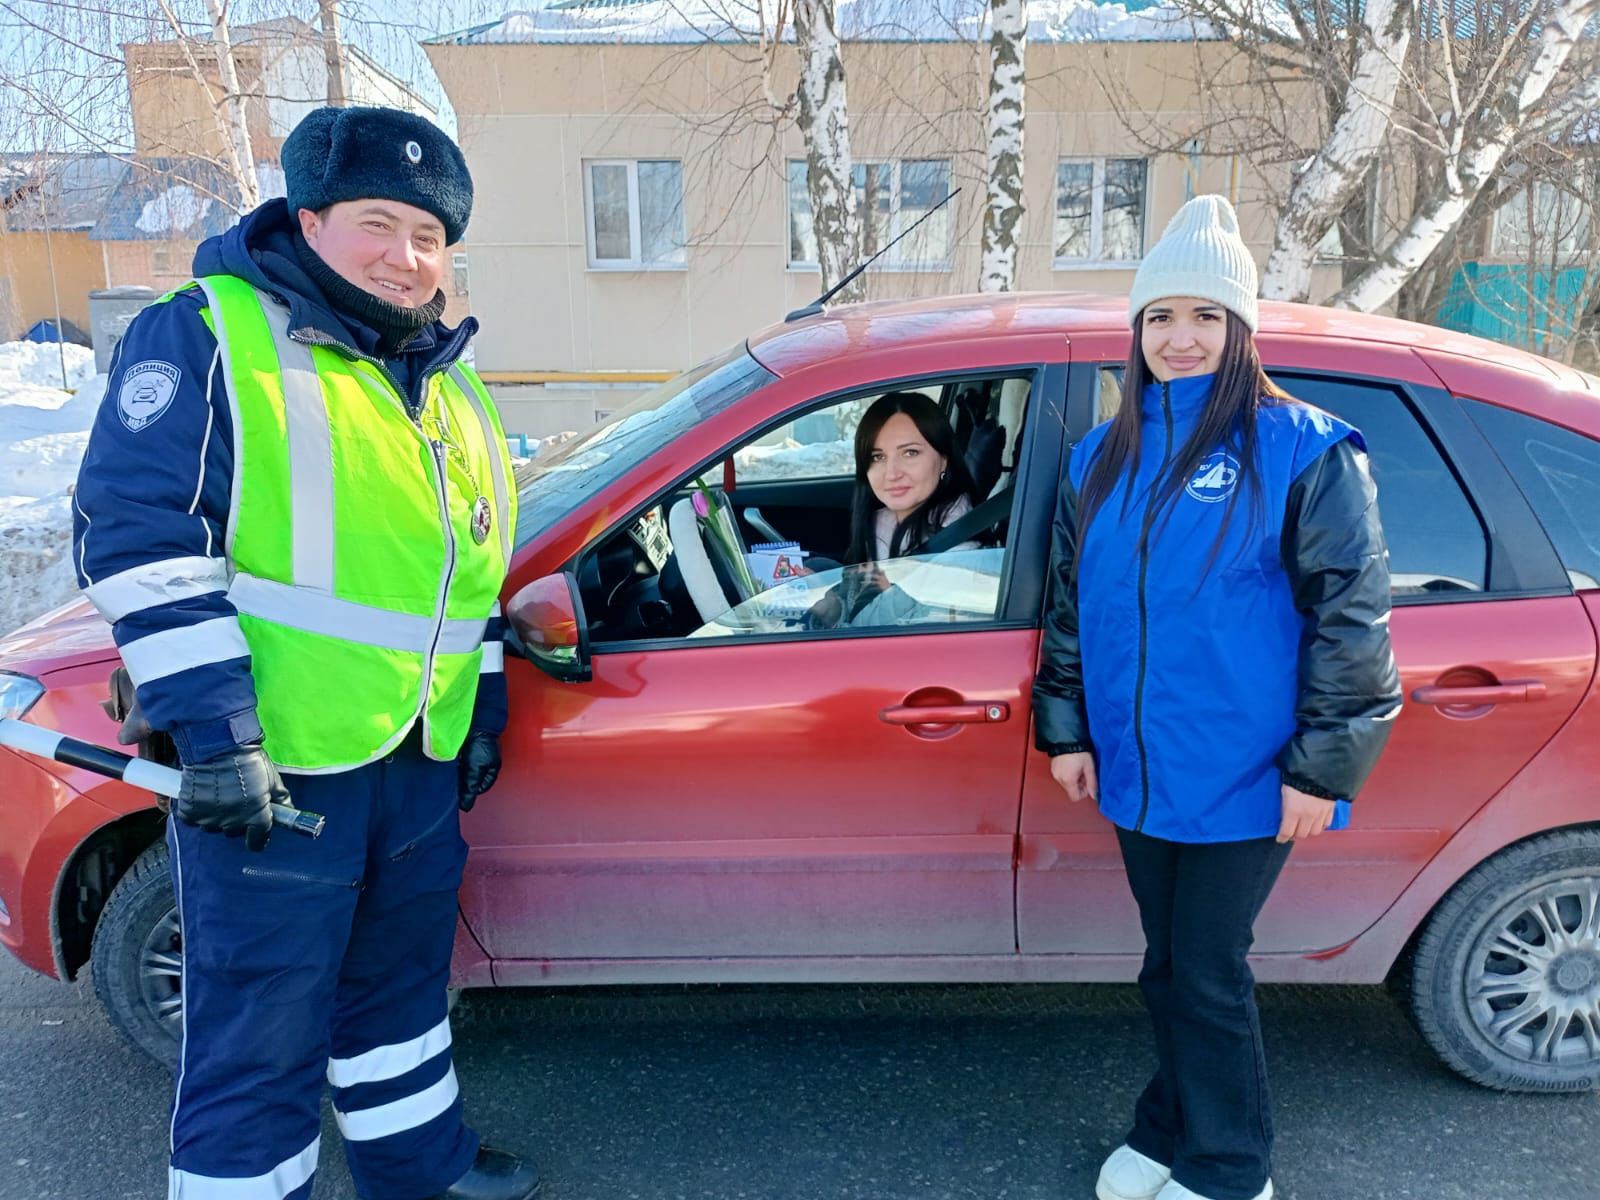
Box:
[193,275,517,772]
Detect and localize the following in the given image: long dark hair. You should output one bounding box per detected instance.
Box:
[1076,308,1291,574]
[846,391,980,563]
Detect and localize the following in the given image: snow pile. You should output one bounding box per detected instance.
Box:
[136,184,216,237]
[0,341,104,637]
[735,438,854,481]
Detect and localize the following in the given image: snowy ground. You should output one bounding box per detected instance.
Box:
[0,341,104,638]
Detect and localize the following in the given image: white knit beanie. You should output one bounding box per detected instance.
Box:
[1127,194,1259,333]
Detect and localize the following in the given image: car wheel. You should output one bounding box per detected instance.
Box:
[90,839,181,1072]
[1406,828,1600,1092]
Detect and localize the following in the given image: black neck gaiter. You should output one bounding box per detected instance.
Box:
[293,233,448,357]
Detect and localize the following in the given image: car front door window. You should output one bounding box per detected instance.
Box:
[589,372,1034,647]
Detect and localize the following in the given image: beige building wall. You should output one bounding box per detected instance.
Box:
[428,37,1344,438]
[0,228,106,338]
[126,43,274,165]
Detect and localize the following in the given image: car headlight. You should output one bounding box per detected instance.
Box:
[0,671,45,720]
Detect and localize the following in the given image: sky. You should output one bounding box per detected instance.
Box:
[0,0,536,152]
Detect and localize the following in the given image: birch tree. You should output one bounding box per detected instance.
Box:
[793,0,862,297]
[1,0,263,214]
[979,0,1026,292]
[1258,0,1412,300]
[1177,0,1600,315]
[319,0,348,106]
[152,0,259,210]
[1137,0,1600,315]
[1330,0,1600,311]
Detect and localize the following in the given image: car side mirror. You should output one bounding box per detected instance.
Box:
[506,573,591,683]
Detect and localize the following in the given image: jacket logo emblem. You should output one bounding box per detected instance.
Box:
[1186,451,1240,503]
[116,361,181,432]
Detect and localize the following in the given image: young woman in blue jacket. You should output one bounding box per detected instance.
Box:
[1032,196,1403,1200]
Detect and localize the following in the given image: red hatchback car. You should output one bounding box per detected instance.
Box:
[3,293,1599,1093]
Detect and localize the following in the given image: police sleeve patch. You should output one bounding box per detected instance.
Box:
[117,361,182,432]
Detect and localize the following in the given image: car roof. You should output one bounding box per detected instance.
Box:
[746,291,1591,390]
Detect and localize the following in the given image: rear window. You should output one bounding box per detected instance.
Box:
[1464,401,1600,590]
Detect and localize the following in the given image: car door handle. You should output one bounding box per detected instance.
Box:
[1411,680,1547,706]
[880,702,1010,725]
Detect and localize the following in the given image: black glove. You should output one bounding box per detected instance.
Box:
[174,742,289,852]
[458,730,502,813]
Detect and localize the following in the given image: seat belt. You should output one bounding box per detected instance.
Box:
[922,485,1014,555]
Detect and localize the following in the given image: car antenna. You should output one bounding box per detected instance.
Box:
[784,186,962,322]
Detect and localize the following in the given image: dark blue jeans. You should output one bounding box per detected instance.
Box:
[1115,826,1292,1200]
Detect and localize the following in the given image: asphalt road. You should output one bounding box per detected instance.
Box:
[0,949,1595,1200]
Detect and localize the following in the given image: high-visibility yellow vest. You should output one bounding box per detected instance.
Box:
[192,274,516,772]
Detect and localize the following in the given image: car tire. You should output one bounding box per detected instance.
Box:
[90,840,468,1072]
[90,838,181,1072]
[1406,828,1600,1092]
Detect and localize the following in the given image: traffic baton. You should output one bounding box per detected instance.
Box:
[0,718,325,838]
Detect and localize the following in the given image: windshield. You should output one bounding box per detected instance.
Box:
[512,344,777,549]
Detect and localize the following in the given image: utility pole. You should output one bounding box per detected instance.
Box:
[319,0,347,106]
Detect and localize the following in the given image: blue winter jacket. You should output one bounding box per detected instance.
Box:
[1031,373,1402,843]
[71,199,508,767]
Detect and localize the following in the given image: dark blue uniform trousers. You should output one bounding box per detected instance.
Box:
[166,734,479,1200]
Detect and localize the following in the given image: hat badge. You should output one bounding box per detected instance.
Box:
[405,140,423,164]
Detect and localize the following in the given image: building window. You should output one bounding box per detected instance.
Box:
[453,251,470,295]
[152,246,173,274]
[584,159,687,270]
[1492,179,1593,260]
[788,158,952,270]
[1054,157,1148,267]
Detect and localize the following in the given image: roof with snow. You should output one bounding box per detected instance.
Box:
[90,157,286,242]
[431,0,1216,46]
[2,155,128,233]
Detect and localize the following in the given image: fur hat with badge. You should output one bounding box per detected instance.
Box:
[1127,194,1259,333]
[282,106,473,246]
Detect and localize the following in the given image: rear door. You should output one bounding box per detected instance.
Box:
[1017,343,1597,958]
[468,362,1067,976]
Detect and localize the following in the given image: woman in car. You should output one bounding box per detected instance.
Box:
[1033,196,1402,1200]
[809,391,982,628]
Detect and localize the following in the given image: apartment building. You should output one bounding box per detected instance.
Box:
[424,3,1353,436]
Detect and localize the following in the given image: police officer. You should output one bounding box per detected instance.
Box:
[73,106,538,1200]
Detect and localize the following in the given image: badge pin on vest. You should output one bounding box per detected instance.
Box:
[471,495,492,544]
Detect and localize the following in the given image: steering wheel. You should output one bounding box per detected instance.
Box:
[667,496,737,625]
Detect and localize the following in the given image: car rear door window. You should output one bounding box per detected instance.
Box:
[1092,369,1490,598]
[1462,401,1600,590]
[1276,375,1488,597]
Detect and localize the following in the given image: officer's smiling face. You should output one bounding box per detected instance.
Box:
[299,199,448,308]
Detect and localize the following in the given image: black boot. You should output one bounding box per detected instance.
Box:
[431,1146,541,1199]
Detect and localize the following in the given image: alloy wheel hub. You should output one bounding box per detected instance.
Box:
[1552,952,1598,996]
[138,906,184,1031]
[1467,877,1600,1066]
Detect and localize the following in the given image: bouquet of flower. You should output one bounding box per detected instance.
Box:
[691,480,761,602]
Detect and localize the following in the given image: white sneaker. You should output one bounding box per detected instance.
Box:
[1095,1145,1173,1200]
[1154,1178,1273,1200]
